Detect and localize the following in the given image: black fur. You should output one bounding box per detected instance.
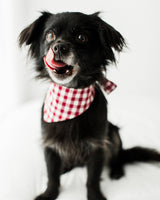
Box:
[19,11,160,200]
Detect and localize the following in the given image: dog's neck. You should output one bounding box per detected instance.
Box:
[43,79,116,123]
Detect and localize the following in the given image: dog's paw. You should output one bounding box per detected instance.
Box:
[88,190,107,200]
[34,191,58,200]
[34,194,54,200]
[34,195,50,200]
[34,195,51,200]
[88,194,107,200]
[109,168,125,180]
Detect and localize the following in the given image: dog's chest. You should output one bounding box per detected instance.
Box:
[42,87,108,166]
[43,137,88,164]
[42,124,108,167]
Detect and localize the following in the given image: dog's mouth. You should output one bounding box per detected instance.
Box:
[44,48,73,76]
[44,47,80,85]
[44,58,73,76]
[53,65,73,75]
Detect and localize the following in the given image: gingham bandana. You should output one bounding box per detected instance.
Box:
[43,80,116,123]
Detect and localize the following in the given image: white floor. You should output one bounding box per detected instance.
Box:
[0,96,160,200]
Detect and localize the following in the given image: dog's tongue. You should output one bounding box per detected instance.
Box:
[44,48,66,70]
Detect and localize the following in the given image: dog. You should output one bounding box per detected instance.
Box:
[19,11,160,200]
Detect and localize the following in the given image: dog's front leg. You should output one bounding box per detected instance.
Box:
[87,148,107,200]
[35,147,61,200]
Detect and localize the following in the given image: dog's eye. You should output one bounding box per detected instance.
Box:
[46,31,56,42]
[76,34,88,43]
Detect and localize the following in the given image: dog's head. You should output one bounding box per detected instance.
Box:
[19,11,125,88]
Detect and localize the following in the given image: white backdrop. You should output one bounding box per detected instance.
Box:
[0,1,160,200]
[0,0,160,118]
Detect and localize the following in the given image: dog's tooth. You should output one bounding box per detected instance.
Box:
[53,69,58,74]
[66,69,72,75]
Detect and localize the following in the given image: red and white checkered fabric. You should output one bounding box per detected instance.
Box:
[43,79,116,123]
[44,83,95,122]
[102,79,117,94]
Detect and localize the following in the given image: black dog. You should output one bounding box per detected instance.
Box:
[19,11,160,200]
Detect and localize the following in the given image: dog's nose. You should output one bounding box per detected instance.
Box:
[53,43,69,55]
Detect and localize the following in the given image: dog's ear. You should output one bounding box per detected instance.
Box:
[92,13,126,63]
[19,11,52,56]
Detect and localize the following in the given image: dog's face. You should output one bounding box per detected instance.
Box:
[19,12,125,88]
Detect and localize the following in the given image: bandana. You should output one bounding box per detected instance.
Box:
[43,80,116,123]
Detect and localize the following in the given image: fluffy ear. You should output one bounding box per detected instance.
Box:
[19,11,52,56]
[92,13,126,63]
